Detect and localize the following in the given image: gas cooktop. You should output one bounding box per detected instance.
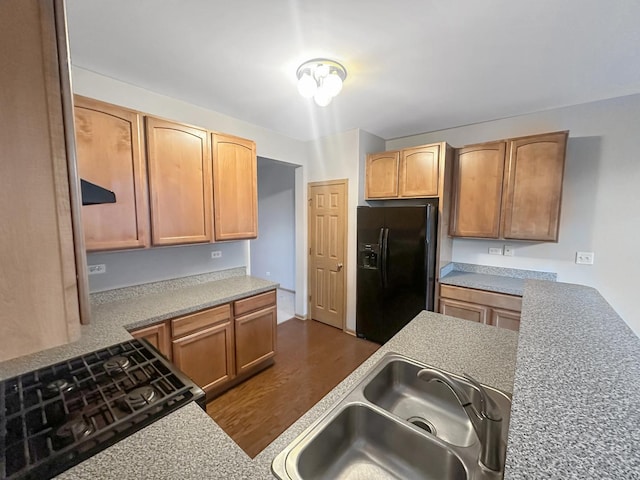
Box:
[0,339,204,480]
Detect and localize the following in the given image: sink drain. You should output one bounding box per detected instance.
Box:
[407,416,436,435]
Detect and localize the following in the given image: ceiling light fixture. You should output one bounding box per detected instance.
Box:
[296,58,347,107]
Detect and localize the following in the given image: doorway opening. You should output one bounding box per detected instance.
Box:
[250,157,297,323]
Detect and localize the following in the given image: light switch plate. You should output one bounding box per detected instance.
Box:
[503,245,515,256]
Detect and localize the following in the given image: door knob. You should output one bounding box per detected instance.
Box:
[337,263,343,271]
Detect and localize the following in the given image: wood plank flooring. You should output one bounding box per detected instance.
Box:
[206,318,379,458]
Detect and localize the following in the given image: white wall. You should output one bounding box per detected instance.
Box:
[387,94,640,336]
[250,158,296,291]
[73,67,310,293]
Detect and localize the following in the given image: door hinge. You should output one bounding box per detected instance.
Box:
[309,247,312,255]
[309,294,312,301]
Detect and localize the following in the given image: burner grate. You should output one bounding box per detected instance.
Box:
[0,339,203,480]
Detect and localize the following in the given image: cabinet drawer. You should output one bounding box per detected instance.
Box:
[234,290,276,316]
[440,284,522,312]
[171,304,231,338]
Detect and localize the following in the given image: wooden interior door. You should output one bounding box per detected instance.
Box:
[308,180,348,330]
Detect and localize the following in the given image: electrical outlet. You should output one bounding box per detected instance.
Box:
[88,264,106,275]
[211,251,222,259]
[503,245,514,257]
[489,247,502,255]
[576,251,594,265]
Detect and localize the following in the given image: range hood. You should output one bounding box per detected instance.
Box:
[80,179,116,205]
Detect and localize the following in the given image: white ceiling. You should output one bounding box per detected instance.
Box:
[65,0,640,142]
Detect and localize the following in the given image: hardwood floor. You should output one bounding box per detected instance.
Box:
[206,318,379,458]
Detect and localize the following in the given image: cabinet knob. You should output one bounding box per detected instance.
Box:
[337,263,343,271]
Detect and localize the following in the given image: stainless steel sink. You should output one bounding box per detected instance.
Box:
[291,403,467,480]
[272,353,512,480]
[363,358,511,448]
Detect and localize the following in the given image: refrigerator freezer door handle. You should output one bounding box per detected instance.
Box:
[381,228,389,288]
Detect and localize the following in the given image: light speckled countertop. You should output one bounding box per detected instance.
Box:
[3,275,639,479]
[55,311,519,479]
[440,263,557,296]
[0,274,279,380]
[504,281,640,479]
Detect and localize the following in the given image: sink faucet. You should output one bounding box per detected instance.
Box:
[417,368,504,472]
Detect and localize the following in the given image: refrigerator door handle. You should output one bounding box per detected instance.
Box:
[381,227,389,288]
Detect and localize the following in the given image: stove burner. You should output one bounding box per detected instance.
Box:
[103,355,131,374]
[124,386,157,411]
[55,417,94,443]
[1,339,203,480]
[45,378,74,396]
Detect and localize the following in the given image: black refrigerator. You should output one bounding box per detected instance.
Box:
[356,203,437,344]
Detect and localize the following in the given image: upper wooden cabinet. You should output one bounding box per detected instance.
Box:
[450,131,567,241]
[365,151,400,198]
[74,96,149,251]
[146,117,213,245]
[501,132,567,241]
[449,141,506,238]
[399,144,440,197]
[211,133,258,241]
[365,144,440,199]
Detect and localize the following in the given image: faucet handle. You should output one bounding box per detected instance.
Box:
[462,374,502,422]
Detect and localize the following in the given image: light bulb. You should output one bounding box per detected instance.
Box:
[314,87,332,107]
[297,72,317,98]
[323,72,343,97]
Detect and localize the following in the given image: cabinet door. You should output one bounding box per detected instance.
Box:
[440,298,489,324]
[502,132,567,241]
[0,0,83,362]
[146,117,212,245]
[365,151,400,199]
[490,308,521,332]
[172,320,235,392]
[399,145,439,197]
[130,322,171,360]
[450,142,506,238]
[211,133,257,240]
[74,96,149,251]
[235,306,277,374]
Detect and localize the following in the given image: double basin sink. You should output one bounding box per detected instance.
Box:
[272,353,511,480]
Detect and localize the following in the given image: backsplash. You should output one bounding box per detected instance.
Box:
[441,262,557,281]
[90,267,246,305]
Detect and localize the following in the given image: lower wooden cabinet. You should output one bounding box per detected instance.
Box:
[439,284,521,331]
[128,289,277,397]
[172,320,235,392]
[234,290,277,374]
[130,321,172,360]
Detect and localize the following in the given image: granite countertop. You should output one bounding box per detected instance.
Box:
[0,273,279,380]
[504,281,640,478]
[3,271,639,479]
[56,311,519,479]
[440,262,557,296]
